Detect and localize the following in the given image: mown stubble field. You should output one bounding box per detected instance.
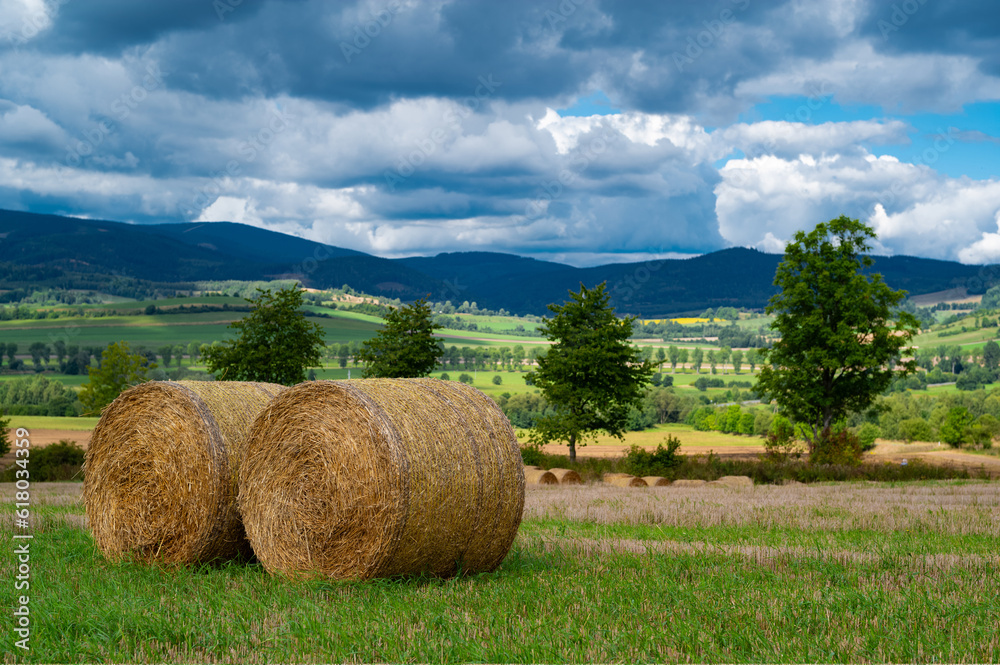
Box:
[1,480,998,663]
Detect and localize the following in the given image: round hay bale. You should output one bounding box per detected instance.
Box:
[549,468,583,485]
[525,469,559,485]
[709,475,754,487]
[239,379,525,580]
[603,473,647,487]
[84,380,284,564]
[642,476,671,486]
[671,479,707,488]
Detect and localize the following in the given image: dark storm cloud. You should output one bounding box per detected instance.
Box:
[860,0,1000,75]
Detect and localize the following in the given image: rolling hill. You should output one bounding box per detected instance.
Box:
[0,209,993,316]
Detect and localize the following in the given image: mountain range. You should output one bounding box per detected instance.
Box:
[0,209,991,317]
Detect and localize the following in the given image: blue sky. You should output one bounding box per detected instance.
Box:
[0,0,998,266]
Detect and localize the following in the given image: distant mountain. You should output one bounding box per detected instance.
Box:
[0,209,993,316]
[0,209,441,298]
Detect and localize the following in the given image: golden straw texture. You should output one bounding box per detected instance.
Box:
[525,469,559,485]
[604,473,648,487]
[549,468,583,485]
[642,476,671,486]
[238,379,525,580]
[83,380,284,564]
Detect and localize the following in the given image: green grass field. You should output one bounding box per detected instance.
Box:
[1,480,996,662]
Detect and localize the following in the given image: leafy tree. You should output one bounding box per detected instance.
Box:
[5,343,16,367]
[53,340,67,364]
[79,341,153,415]
[756,216,919,457]
[492,374,502,385]
[707,349,718,374]
[203,286,325,385]
[984,341,1000,371]
[719,346,731,374]
[939,406,973,447]
[667,346,680,373]
[174,344,187,366]
[158,345,174,367]
[187,341,201,365]
[357,297,442,378]
[526,283,653,462]
[677,347,688,372]
[745,347,758,373]
[731,349,744,374]
[691,347,704,374]
[28,342,49,370]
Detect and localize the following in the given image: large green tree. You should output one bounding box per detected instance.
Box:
[526,283,653,462]
[79,341,153,415]
[756,216,919,452]
[357,297,442,378]
[203,286,325,385]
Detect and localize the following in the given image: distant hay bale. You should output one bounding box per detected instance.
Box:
[709,475,754,487]
[525,469,559,485]
[548,468,583,485]
[84,380,284,564]
[642,476,671,486]
[523,465,542,472]
[603,473,647,487]
[672,479,707,488]
[239,379,525,580]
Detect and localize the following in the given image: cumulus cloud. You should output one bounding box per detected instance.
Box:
[0,0,999,266]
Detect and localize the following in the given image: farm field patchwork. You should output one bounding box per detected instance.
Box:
[1,480,997,662]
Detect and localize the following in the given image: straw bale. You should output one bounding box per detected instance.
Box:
[642,476,671,486]
[709,475,754,487]
[238,379,524,580]
[672,479,708,487]
[548,468,583,485]
[603,474,648,487]
[525,469,559,485]
[83,380,284,564]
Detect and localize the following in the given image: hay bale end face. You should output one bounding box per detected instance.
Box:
[83,380,284,564]
[548,468,583,485]
[239,379,525,580]
[642,476,671,486]
[525,469,559,485]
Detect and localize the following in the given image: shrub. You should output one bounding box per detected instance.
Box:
[940,406,973,447]
[898,417,934,443]
[810,429,863,466]
[458,373,473,384]
[763,415,803,462]
[519,440,545,467]
[738,412,755,436]
[855,422,881,451]
[1,439,84,481]
[440,373,450,380]
[491,375,502,385]
[620,436,682,476]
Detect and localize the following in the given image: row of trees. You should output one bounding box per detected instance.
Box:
[78,216,920,469]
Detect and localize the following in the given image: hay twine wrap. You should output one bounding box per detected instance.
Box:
[83,380,284,564]
[238,379,525,580]
[549,468,583,485]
